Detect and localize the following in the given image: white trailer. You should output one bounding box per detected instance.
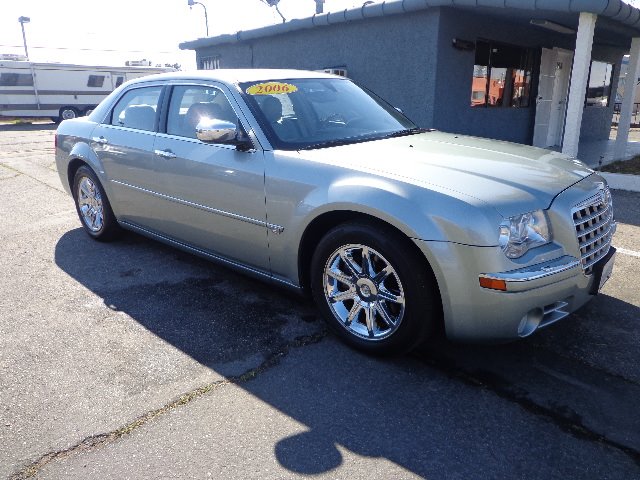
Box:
[0,59,172,122]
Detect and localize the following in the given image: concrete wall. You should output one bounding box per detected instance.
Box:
[432,8,577,144]
[193,7,628,145]
[196,10,441,128]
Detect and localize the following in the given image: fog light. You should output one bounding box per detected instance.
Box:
[518,308,543,337]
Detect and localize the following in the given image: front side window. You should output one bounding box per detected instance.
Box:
[586,61,614,107]
[471,40,534,108]
[0,72,34,87]
[166,85,237,139]
[109,86,162,131]
[87,75,105,88]
[239,78,417,150]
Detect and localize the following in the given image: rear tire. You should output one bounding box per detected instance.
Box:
[72,165,120,241]
[311,221,439,355]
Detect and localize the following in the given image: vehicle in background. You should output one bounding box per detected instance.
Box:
[0,57,173,122]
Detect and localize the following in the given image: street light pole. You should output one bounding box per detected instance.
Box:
[18,16,30,60]
[187,0,209,37]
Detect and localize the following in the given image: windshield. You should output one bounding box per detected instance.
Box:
[239,78,417,150]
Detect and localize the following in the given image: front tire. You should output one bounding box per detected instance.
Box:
[311,222,439,355]
[72,165,120,241]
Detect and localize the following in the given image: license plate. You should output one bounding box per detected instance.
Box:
[597,251,616,292]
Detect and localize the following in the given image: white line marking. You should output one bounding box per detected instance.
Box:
[617,247,640,258]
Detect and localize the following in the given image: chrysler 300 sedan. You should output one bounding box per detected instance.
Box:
[55,69,616,354]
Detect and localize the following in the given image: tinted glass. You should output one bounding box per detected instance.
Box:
[0,73,34,87]
[110,86,162,131]
[239,78,416,150]
[471,40,534,108]
[87,75,105,88]
[586,61,614,107]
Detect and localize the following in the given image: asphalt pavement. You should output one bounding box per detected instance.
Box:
[1,123,639,479]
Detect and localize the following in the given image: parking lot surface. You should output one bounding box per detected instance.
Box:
[1,124,639,479]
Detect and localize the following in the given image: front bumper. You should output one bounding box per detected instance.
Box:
[413,239,615,342]
[479,255,581,292]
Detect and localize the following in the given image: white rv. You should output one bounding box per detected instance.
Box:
[0,58,172,122]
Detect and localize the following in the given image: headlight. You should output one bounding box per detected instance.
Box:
[499,210,551,259]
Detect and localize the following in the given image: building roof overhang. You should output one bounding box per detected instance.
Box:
[179,0,640,51]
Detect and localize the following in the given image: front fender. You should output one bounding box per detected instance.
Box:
[265,151,502,285]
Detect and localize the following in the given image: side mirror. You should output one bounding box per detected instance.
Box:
[196,118,237,143]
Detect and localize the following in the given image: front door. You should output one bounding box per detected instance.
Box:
[151,83,270,272]
[533,48,574,148]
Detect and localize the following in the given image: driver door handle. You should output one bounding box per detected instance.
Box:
[154,149,177,159]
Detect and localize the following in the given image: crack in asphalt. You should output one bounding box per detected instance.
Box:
[417,351,640,468]
[533,343,640,389]
[0,161,65,194]
[10,331,327,480]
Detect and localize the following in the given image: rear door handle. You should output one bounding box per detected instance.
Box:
[154,149,177,159]
[92,136,108,145]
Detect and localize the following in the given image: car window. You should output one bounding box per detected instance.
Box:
[239,78,416,150]
[110,86,162,132]
[166,85,238,139]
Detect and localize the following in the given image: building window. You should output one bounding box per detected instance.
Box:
[471,40,534,108]
[87,75,105,88]
[586,60,614,107]
[200,56,220,70]
[0,72,34,87]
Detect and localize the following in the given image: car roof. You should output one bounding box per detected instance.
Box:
[129,68,341,87]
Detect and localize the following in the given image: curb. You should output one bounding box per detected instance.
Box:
[600,173,640,193]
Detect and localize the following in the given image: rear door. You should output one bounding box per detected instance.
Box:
[91,84,165,229]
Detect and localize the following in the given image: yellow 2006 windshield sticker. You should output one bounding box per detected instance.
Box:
[246,82,298,95]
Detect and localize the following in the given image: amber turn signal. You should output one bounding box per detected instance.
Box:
[479,277,507,291]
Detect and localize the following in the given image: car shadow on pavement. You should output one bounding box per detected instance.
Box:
[54,228,640,478]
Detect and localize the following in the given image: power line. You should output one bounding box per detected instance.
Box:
[0,44,180,54]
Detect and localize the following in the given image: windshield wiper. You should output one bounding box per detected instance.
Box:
[299,137,368,150]
[380,127,430,139]
[298,128,432,150]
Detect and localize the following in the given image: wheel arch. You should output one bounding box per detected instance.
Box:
[297,210,442,307]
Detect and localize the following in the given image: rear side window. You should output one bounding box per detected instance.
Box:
[115,76,124,88]
[110,86,162,132]
[0,72,34,86]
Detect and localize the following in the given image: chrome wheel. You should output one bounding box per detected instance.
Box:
[77,176,104,232]
[323,244,405,340]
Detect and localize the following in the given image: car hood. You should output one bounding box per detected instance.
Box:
[297,131,595,217]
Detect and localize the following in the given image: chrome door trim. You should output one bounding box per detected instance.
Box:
[111,179,284,233]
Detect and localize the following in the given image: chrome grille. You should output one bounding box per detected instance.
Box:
[572,187,614,274]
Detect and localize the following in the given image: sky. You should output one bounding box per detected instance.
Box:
[3,0,640,70]
[0,0,361,70]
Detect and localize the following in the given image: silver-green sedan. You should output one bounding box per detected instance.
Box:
[55,69,616,354]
